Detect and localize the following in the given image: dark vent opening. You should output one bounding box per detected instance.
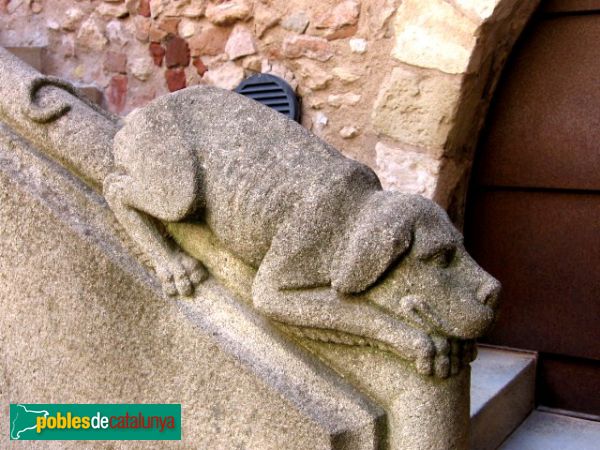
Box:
[235,74,301,123]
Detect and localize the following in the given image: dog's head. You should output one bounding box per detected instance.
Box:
[331,192,500,340]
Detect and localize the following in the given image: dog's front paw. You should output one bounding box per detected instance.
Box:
[418,336,477,378]
[156,252,208,297]
[411,335,453,378]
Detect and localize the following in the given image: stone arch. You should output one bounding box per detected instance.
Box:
[371,0,540,223]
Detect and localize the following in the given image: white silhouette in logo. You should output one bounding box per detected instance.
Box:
[10,404,49,440]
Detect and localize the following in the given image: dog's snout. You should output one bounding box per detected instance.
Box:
[477,278,501,309]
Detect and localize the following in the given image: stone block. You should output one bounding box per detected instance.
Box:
[372,66,462,149]
[328,92,361,107]
[374,141,440,197]
[281,12,310,34]
[391,0,478,74]
[76,17,108,51]
[225,25,257,60]
[129,55,154,81]
[97,2,130,18]
[205,0,251,26]
[178,18,199,38]
[189,25,230,57]
[203,61,244,90]
[254,4,280,37]
[314,0,360,31]
[282,35,333,61]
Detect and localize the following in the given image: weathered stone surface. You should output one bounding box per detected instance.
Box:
[180,0,206,18]
[133,16,150,41]
[372,66,462,149]
[192,56,208,75]
[282,35,333,61]
[203,61,244,89]
[106,74,128,113]
[148,23,168,42]
[149,0,168,18]
[61,7,84,31]
[178,17,199,38]
[138,0,151,17]
[205,0,251,25]
[328,92,361,107]
[106,19,128,46]
[225,25,257,60]
[103,50,128,73]
[254,3,280,37]
[339,125,359,139]
[374,141,440,197]
[165,67,187,91]
[391,0,478,74]
[281,12,310,34]
[332,66,363,83]
[76,17,108,51]
[157,16,180,34]
[297,60,332,91]
[97,2,130,18]
[149,41,165,66]
[165,35,191,68]
[364,0,396,39]
[30,0,43,14]
[349,37,367,53]
[261,59,297,89]
[157,0,206,18]
[188,25,230,56]
[242,54,261,71]
[314,0,360,31]
[455,0,500,21]
[129,55,154,80]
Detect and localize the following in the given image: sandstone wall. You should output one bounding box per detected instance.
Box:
[0,0,539,215]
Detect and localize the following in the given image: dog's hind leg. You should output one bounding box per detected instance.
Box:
[104,172,208,297]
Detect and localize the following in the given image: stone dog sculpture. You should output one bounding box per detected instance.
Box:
[103,86,500,377]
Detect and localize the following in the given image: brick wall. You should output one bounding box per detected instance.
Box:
[0,0,539,215]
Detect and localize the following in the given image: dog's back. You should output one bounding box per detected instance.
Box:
[114,86,381,266]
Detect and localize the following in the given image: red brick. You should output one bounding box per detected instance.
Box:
[165,36,190,68]
[165,68,187,92]
[149,42,165,66]
[192,57,207,76]
[106,74,128,113]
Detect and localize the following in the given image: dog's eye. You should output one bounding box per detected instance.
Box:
[431,248,455,268]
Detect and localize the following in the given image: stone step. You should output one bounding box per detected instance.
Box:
[470,345,537,450]
[499,409,600,449]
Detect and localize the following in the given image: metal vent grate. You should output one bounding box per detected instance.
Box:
[235,74,301,123]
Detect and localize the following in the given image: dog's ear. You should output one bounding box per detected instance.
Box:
[331,199,413,294]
